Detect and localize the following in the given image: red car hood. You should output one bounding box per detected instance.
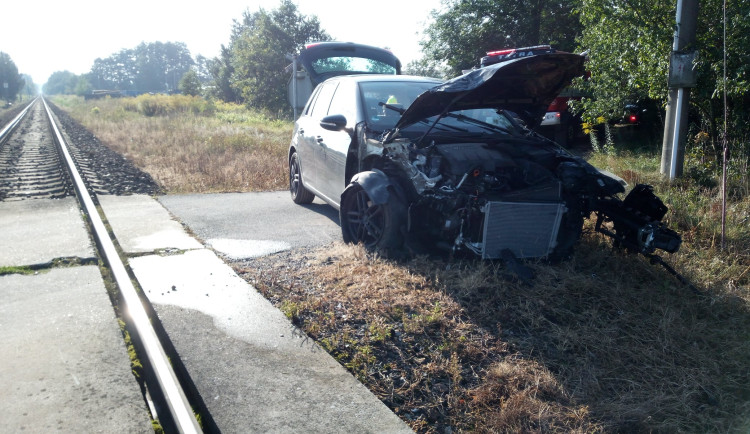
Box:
[394,52,586,132]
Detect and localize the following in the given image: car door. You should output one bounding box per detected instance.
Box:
[316,80,357,205]
[294,81,338,195]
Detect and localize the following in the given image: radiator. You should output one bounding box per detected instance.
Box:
[481,201,566,259]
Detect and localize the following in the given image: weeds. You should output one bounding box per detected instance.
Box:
[0,265,36,275]
[52,95,291,193]
[122,94,215,117]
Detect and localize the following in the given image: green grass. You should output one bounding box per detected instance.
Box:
[0,266,37,276]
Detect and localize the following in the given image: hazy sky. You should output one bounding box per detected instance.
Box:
[1,0,443,86]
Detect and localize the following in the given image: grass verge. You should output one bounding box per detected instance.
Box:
[52,95,292,193]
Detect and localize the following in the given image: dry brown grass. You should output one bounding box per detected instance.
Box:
[52,95,291,193]
[238,229,750,432]
[0,98,31,126]
[85,116,288,193]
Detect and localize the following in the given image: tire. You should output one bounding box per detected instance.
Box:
[340,184,406,258]
[289,152,314,204]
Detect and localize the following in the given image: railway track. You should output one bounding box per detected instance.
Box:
[0,98,201,433]
[0,100,71,200]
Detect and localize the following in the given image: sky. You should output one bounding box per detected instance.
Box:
[1,0,444,87]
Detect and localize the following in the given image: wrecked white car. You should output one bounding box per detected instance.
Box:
[288,45,680,261]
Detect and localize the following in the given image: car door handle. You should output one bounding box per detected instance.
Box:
[297,128,304,135]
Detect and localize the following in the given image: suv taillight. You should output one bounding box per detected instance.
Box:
[547,97,568,111]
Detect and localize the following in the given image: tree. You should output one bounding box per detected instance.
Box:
[208,46,239,102]
[574,0,673,123]
[692,0,750,159]
[576,0,750,162]
[231,11,295,111]
[193,55,213,85]
[0,52,24,102]
[179,68,202,96]
[74,76,92,96]
[214,0,331,115]
[403,58,451,80]
[89,50,137,91]
[421,0,582,76]
[20,74,37,97]
[133,41,194,93]
[87,42,194,93]
[43,71,78,95]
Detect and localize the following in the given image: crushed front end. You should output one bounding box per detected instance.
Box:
[380,135,680,261]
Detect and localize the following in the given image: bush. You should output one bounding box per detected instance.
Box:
[124,94,215,117]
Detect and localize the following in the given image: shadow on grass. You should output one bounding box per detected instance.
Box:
[241,234,749,432]
[433,235,750,432]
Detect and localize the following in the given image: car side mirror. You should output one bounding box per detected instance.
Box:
[320,114,347,131]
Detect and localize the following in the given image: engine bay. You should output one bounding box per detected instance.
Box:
[378,133,679,260]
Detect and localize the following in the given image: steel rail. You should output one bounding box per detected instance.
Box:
[41,98,202,433]
[0,98,37,144]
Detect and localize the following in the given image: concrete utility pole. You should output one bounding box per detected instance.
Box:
[660,0,699,179]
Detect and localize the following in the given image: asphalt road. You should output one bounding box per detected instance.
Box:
[158,190,342,258]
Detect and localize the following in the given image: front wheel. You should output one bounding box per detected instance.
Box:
[340,184,406,258]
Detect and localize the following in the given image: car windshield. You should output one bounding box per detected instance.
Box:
[310,56,398,75]
[359,81,516,135]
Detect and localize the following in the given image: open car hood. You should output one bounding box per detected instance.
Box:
[394,52,586,131]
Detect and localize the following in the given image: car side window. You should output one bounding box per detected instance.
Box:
[310,81,338,119]
[327,81,355,125]
[302,86,322,116]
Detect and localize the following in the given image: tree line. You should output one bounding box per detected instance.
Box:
[0,52,35,103]
[15,0,748,163]
[42,41,208,97]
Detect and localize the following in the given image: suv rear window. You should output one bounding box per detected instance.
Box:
[311,56,397,76]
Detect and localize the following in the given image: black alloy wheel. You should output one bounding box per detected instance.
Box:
[340,184,406,256]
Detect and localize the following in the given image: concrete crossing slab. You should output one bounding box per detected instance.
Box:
[97,194,202,253]
[0,266,152,433]
[130,249,410,433]
[105,194,411,433]
[0,198,93,267]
